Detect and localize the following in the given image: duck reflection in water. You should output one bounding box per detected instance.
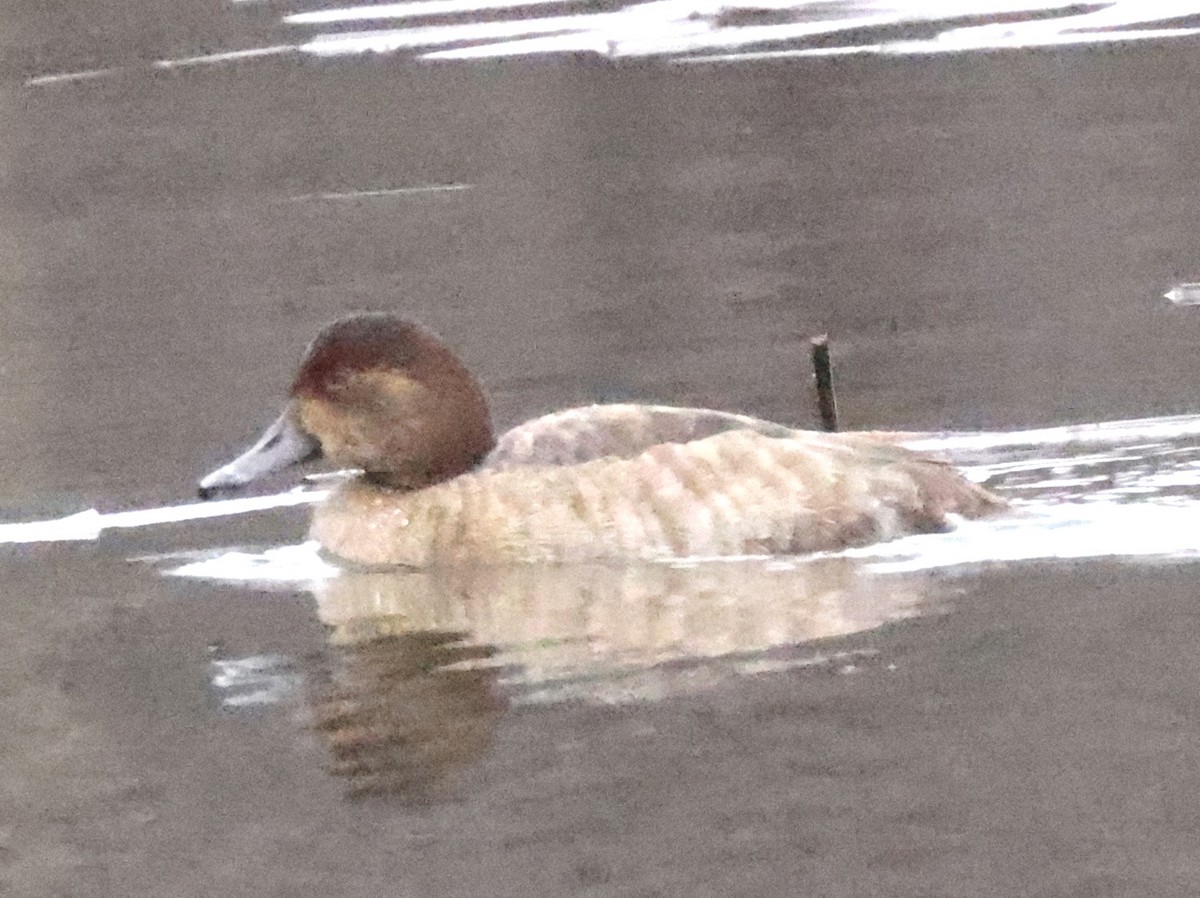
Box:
[307,629,507,801]
[277,558,932,799]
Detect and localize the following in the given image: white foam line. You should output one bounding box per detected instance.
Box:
[902,24,1200,54]
[939,0,1200,39]
[620,10,931,55]
[29,2,1200,80]
[26,68,122,87]
[854,1,1085,14]
[677,24,1200,63]
[901,413,1200,454]
[962,452,1146,478]
[152,44,298,69]
[167,541,340,582]
[287,0,575,25]
[26,46,296,88]
[417,0,1095,60]
[853,501,1200,574]
[424,30,655,58]
[289,184,473,201]
[1001,476,1113,491]
[1164,284,1200,306]
[0,490,326,545]
[301,14,621,54]
[1137,469,1200,489]
[339,5,916,59]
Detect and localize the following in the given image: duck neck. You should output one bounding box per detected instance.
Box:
[362,438,493,492]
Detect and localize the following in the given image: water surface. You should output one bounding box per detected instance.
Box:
[4,1,1200,894]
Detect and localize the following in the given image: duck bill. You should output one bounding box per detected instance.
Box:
[198,410,321,498]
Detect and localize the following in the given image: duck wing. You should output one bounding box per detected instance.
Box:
[484,403,797,469]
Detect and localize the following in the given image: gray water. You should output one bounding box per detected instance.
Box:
[5,1,1200,894]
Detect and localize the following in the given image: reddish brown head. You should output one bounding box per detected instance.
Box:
[198,313,497,497]
[288,313,496,489]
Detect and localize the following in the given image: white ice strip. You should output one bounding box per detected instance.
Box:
[313,3,938,58]
[219,688,294,708]
[26,46,298,88]
[424,26,719,58]
[881,23,1200,54]
[936,0,1200,41]
[0,510,107,542]
[425,30,662,58]
[26,1,1200,80]
[417,0,1200,61]
[0,490,326,545]
[210,653,291,687]
[286,0,576,25]
[853,500,1200,574]
[152,45,298,68]
[167,541,340,582]
[25,68,122,87]
[1000,476,1112,491]
[678,24,1200,63]
[614,10,951,57]
[288,184,473,201]
[956,451,1146,479]
[1133,468,1200,490]
[1164,284,1200,306]
[734,649,880,677]
[292,0,1086,29]
[901,414,1200,455]
[963,457,1200,492]
[949,435,1200,504]
[210,653,303,708]
[302,14,624,54]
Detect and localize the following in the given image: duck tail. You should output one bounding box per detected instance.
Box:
[904,456,1005,525]
[821,432,1005,532]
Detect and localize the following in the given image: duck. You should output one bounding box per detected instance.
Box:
[198,312,1004,566]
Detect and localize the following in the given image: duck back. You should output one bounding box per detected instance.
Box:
[485,403,796,468]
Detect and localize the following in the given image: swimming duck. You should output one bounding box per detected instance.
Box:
[198,312,1003,566]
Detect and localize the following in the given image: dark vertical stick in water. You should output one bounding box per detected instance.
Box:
[810,335,838,432]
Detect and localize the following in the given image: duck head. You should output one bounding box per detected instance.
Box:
[199,313,495,497]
